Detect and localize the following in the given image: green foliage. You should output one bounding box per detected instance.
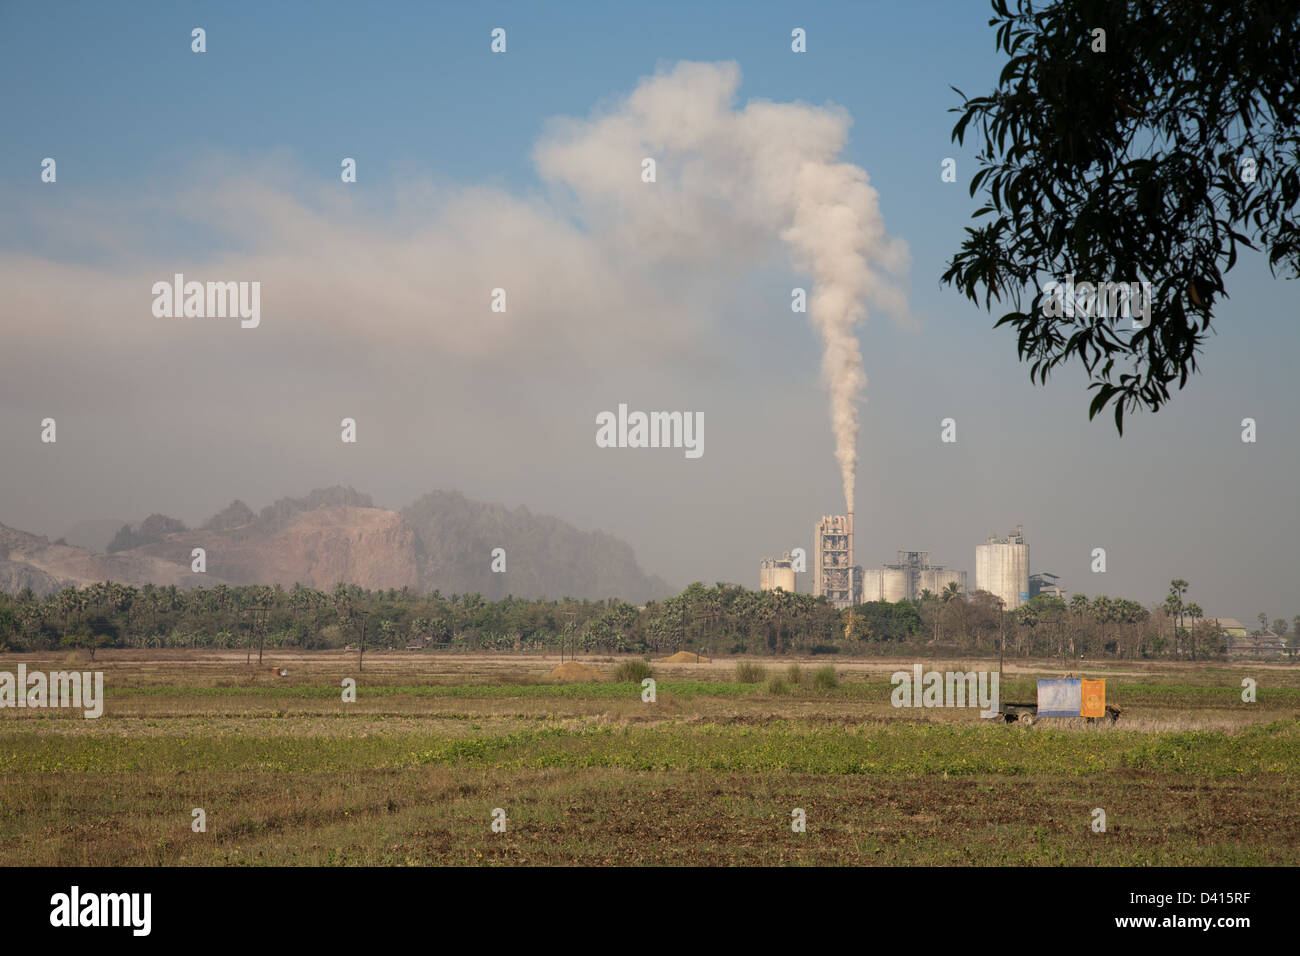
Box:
[943,0,1300,429]
[765,677,791,696]
[10,718,1296,777]
[813,665,839,690]
[611,660,653,683]
[786,663,803,684]
[0,577,1283,662]
[852,601,923,642]
[735,662,767,683]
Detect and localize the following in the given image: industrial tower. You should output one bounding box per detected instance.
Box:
[813,513,857,608]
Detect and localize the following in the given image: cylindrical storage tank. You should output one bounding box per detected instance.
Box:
[975,538,1029,609]
[919,568,967,596]
[858,568,884,602]
[770,565,795,593]
[760,558,796,593]
[881,568,909,603]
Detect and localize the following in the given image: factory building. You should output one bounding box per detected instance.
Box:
[1029,571,1066,601]
[975,524,1030,610]
[859,551,967,603]
[759,554,797,593]
[812,514,856,608]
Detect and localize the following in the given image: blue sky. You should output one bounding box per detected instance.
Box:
[1,1,1296,623]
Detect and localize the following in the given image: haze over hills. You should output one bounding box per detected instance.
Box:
[0,522,206,597]
[57,518,127,554]
[402,490,672,602]
[0,487,673,603]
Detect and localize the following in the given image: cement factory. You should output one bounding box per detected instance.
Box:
[762,519,1043,611]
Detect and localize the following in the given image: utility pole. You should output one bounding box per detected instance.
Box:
[998,600,1006,688]
[561,608,575,664]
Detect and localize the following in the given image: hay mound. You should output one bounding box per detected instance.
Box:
[656,651,711,663]
[549,661,605,681]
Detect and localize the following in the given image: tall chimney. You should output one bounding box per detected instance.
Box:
[847,511,854,602]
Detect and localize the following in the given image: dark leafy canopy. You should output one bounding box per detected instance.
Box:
[0,581,1276,659]
[943,0,1300,431]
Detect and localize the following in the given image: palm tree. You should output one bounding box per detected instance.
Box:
[1110,599,1144,658]
[56,587,82,635]
[1013,602,1039,656]
[755,594,776,655]
[1092,595,1114,654]
[770,588,795,655]
[250,585,274,664]
[917,590,940,644]
[1067,595,1087,656]
[1168,580,1189,658]
[139,583,159,643]
[333,584,364,670]
[701,588,722,659]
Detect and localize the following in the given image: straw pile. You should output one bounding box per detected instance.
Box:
[655,651,711,663]
[549,661,605,681]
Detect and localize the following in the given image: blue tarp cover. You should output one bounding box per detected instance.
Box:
[1037,678,1082,717]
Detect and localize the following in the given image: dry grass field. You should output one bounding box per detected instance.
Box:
[2,650,1297,865]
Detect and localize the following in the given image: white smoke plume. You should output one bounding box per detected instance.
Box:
[536,61,909,513]
[0,61,907,532]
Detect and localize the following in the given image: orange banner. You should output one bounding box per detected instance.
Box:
[1081,679,1106,718]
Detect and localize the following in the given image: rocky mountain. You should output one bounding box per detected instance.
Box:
[1,487,671,602]
[128,496,419,592]
[402,490,672,602]
[106,513,190,552]
[0,523,213,596]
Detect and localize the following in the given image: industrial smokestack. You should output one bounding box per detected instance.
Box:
[848,511,854,604]
[847,510,854,567]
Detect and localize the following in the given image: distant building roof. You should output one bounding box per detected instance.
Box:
[1183,616,1245,632]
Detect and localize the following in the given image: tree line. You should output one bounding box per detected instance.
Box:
[0,578,1294,661]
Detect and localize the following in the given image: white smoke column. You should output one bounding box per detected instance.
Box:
[783,166,902,513]
[534,61,909,513]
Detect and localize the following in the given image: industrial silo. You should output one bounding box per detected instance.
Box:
[919,568,967,596]
[974,524,1030,610]
[881,568,910,603]
[760,555,797,593]
[858,568,885,602]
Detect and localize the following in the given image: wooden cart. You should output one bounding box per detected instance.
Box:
[987,701,1121,725]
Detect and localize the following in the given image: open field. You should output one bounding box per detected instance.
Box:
[2,650,1298,865]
